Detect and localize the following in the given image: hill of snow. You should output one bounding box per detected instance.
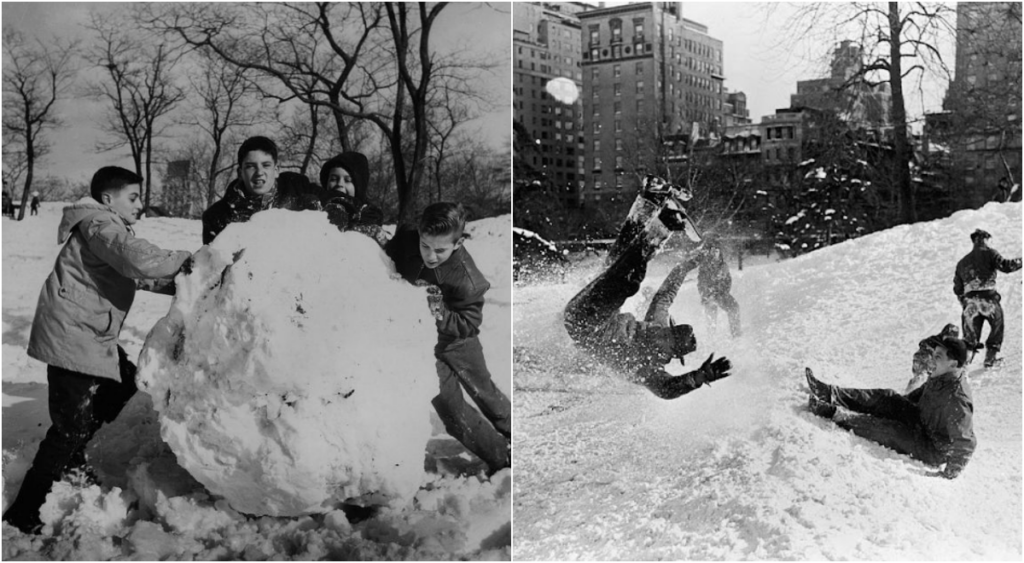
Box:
[513,202,1021,560]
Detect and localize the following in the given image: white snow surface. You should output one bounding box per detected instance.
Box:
[2,204,511,560]
[138,210,438,516]
[513,202,1022,560]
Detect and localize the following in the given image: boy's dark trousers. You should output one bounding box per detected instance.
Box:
[817,387,942,466]
[431,336,511,472]
[961,290,1005,353]
[2,348,137,532]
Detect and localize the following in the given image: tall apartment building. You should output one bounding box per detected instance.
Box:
[579,2,725,201]
[790,40,891,127]
[938,2,1022,205]
[513,2,588,205]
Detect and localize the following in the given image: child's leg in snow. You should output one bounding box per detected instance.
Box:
[435,337,510,438]
[835,414,943,466]
[717,292,742,337]
[980,296,1005,352]
[961,296,987,349]
[431,359,510,472]
[3,367,111,530]
[831,387,919,425]
[565,239,656,345]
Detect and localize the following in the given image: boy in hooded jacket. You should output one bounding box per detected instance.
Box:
[3,167,191,534]
[319,152,386,244]
[385,202,511,474]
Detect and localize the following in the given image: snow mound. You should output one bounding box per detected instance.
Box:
[137,210,438,516]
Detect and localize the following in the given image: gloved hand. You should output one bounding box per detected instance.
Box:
[325,202,351,230]
[356,203,384,226]
[695,353,732,386]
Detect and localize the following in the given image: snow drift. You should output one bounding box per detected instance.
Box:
[513,202,1021,560]
[137,210,438,516]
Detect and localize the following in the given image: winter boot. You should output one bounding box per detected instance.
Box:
[984,347,1002,368]
[804,368,833,404]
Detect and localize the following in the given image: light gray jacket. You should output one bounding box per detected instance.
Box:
[27,198,190,381]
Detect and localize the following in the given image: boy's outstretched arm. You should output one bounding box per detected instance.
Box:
[83,215,191,280]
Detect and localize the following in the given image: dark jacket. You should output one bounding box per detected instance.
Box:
[385,225,489,344]
[697,243,731,297]
[321,191,385,235]
[27,198,190,381]
[953,245,1022,298]
[907,370,976,478]
[201,172,322,244]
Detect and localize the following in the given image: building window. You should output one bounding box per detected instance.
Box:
[615,155,624,169]
[591,48,599,60]
[634,18,644,38]
[592,67,599,80]
[594,157,602,171]
[614,101,622,114]
[594,140,601,151]
[589,26,599,45]
[614,83,622,96]
[635,61,643,74]
[593,121,600,133]
[636,80,644,93]
[614,64,621,78]
[615,119,622,132]
[610,18,622,42]
[637,100,644,113]
[615,139,623,151]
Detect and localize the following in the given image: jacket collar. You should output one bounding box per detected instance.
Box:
[58,197,133,243]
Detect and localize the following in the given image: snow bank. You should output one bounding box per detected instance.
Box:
[136,210,438,516]
[513,202,1022,559]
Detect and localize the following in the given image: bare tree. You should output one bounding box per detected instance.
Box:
[184,50,267,206]
[767,2,957,224]
[88,12,187,211]
[1,29,78,220]
[140,1,497,223]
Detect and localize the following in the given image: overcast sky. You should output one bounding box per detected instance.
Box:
[1,2,512,184]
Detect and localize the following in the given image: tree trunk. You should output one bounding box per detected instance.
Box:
[888,3,916,224]
[208,143,222,207]
[328,99,351,152]
[300,103,318,177]
[144,133,153,211]
[18,144,34,221]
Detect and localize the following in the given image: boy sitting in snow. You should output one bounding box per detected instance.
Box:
[384,202,511,474]
[564,175,733,399]
[805,335,976,479]
[3,167,192,534]
[318,151,386,245]
[905,323,959,394]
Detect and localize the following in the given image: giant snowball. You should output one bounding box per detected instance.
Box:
[137,210,438,517]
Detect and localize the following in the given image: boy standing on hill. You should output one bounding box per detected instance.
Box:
[385,202,511,474]
[3,167,192,534]
[953,228,1022,367]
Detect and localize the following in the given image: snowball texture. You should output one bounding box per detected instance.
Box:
[137,210,439,517]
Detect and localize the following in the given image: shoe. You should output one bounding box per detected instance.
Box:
[805,368,833,403]
[808,395,837,419]
[984,348,1001,368]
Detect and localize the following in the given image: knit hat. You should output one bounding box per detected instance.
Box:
[937,336,968,367]
[970,229,991,243]
[320,152,369,200]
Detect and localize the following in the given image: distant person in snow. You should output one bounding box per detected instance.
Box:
[564,175,733,400]
[905,323,960,394]
[201,136,322,245]
[318,151,386,244]
[953,228,1022,367]
[385,202,511,474]
[2,167,192,534]
[30,192,41,216]
[805,335,976,479]
[2,191,12,217]
[697,232,741,338]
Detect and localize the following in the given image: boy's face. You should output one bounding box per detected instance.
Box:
[239,150,278,196]
[931,346,959,376]
[326,167,356,197]
[104,183,144,224]
[419,232,462,269]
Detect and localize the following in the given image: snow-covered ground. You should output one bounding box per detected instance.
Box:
[2,203,511,560]
[513,202,1022,560]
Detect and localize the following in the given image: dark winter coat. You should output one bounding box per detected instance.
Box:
[907,369,976,478]
[27,198,190,381]
[697,243,731,297]
[321,191,385,235]
[385,225,489,344]
[953,244,1022,298]
[201,172,322,245]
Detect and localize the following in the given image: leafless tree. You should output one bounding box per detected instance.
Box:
[184,50,267,206]
[766,2,957,224]
[139,1,498,222]
[88,12,187,211]
[1,29,78,220]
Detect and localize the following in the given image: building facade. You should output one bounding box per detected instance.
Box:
[577,2,726,202]
[513,2,588,205]
[937,2,1022,206]
[790,40,891,128]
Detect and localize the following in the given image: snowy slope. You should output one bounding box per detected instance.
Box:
[513,202,1021,560]
[2,203,511,560]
